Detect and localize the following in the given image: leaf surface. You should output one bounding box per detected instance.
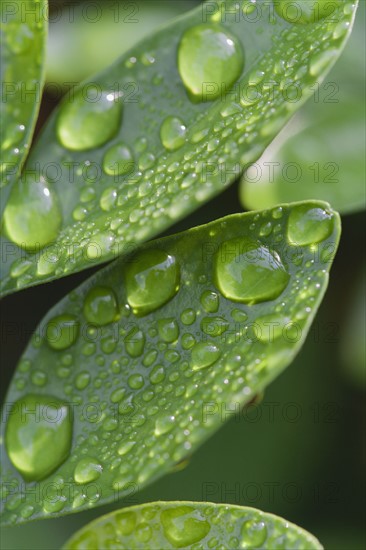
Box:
[0,0,48,213]
[0,201,340,524]
[63,501,323,549]
[0,0,356,296]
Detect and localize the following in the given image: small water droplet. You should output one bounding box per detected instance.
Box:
[46,314,79,350]
[191,341,221,370]
[240,519,267,548]
[57,90,122,151]
[161,506,211,546]
[200,290,220,313]
[5,394,73,481]
[103,143,134,176]
[287,204,334,245]
[83,286,118,326]
[74,457,102,484]
[155,414,176,435]
[125,249,180,316]
[214,237,290,304]
[178,24,244,101]
[3,174,62,250]
[158,318,179,343]
[160,116,187,150]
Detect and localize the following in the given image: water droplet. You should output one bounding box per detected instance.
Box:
[125,327,145,357]
[191,341,221,370]
[117,440,136,456]
[200,290,219,313]
[181,308,196,325]
[178,24,244,101]
[309,49,338,76]
[161,506,211,547]
[160,116,187,150]
[75,372,91,390]
[240,519,267,548]
[116,511,136,535]
[155,414,176,435]
[287,205,334,246]
[125,249,180,316]
[128,373,144,389]
[158,318,179,343]
[100,187,117,211]
[74,457,102,484]
[201,316,229,336]
[46,314,79,350]
[5,394,73,481]
[214,237,290,304]
[83,286,118,326]
[57,90,122,151]
[3,174,62,250]
[274,0,340,24]
[103,143,134,176]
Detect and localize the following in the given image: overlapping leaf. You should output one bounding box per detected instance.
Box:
[240,0,365,214]
[0,0,357,296]
[0,201,340,524]
[63,501,323,549]
[0,0,48,213]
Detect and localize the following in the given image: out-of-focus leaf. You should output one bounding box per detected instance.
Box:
[63,501,323,549]
[240,0,365,214]
[0,0,48,213]
[0,0,357,296]
[0,201,341,524]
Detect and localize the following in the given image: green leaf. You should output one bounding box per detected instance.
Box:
[63,501,323,549]
[240,0,365,215]
[0,201,340,524]
[0,0,48,214]
[0,0,356,296]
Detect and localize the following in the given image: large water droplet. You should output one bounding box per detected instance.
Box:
[83,286,118,326]
[240,519,267,548]
[214,237,290,304]
[46,314,79,350]
[5,394,73,481]
[287,204,334,246]
[103,142,134,176]
[274,0,340,24]
[191,341,221,370]
[160,116,187,151]
[125,249,180,316]
[161,506,210,547]
[178,24,244,101]
[74,457,102,484]
[57,90,122,151]
[3,174,62,250]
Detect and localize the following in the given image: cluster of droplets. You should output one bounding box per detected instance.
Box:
[2,203,336,522]
[65,502,321,549]
[2,0,352,295]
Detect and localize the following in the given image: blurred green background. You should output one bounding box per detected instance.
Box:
[1,1,365,548]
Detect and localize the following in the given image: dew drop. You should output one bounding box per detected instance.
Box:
[160,116,187,151]
[57,90,122,151]
[161,506,211,547]
[287,204,334,246]
[100,187,117,211]
[103,143,134,176]
[125,249,180,316]
[274,0,340,24]
[5,394,73,481]
[3,174,62,251]
[74,457,102,484]
[158,318,180,343]
[178,24,244,101]
[191,341,221,371]
[201,316,229,336]
[240,519,267,548]
[200,290,219,313]
[45,314,79,350]
[83,286,118,326]
[155,414,176,435]
[214,237,290,304]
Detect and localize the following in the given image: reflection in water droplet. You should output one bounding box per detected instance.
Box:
[5,394,73,481]
[83,286,118,326]
[160,116,187,151]
[74,457,102,484]
[287,204,334,246]
[57,90,122,151]
[214,237,289,304]
[46,314,79,350]
[161,506,211,547]
[125,249,180,316]
[178,24,244,101]
[3,174,62,250]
